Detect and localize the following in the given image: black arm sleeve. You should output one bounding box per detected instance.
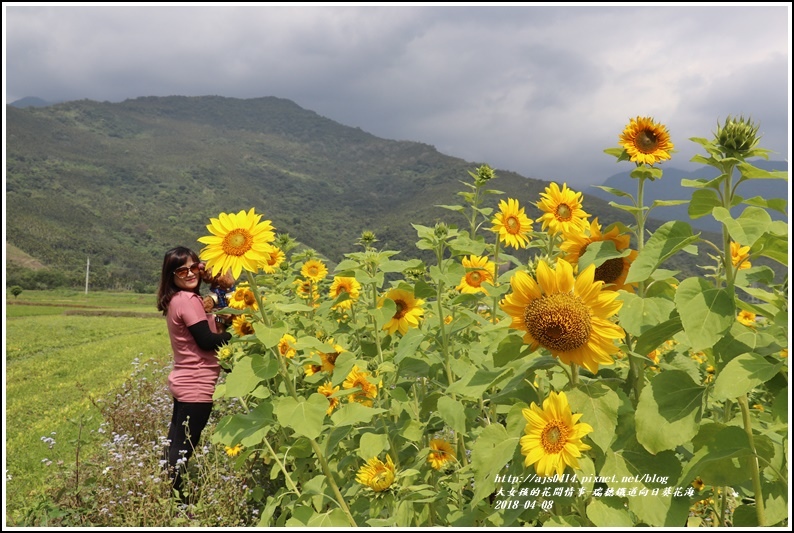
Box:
[188,320,232,352]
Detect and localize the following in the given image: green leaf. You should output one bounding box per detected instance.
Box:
[712,206,774,247]
[567,382,619,454]
[251,354,279,381]
[591,185,635,200]
[493,334,527,367]
[674,277,735,352]
[413,279,436,299]
[626,221,699,283]
[436,204,466,213]
[437,396,466,434]
[275,394,328,440]
[255,321,288,348]
[450,234,487,256]
[357,432,390,459]
[373,297,396,327]
[380,259,423,273]
[635,370,705,453]
[446,367,514,400]
[618,293,675,337]
[688,188,722,219]
[307,508,351,527]
[586,498,634,527]
[470,423,520,504]
[754,232,788,265]
[680,177,711,189]
[737,161,788,180]
[633,316,683,356]
[394,327,425,364]
[650,199,689,208]
[741,196,788,214]
[711,353,783,401]
[211,401,275,447]
[224,355,264,397]
[577,240,630,271]
[330,402,386,427]
[601,446,684,526]
[680,424,753,486]
[273,302,315,313]
[630,166,663,181]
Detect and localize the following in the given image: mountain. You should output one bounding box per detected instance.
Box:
[590,161,789,233]
[9,96,57,108]
[4,96,784,290]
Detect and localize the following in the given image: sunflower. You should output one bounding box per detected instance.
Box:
[318,381,341,415]
[217,344,234,362]
[491,198,533,249]
[330,276,361,310]
[259,248,285,274]
[730,241,751,270]
[500,258,624,374]
[519,390,593,478]
[311,339,344,373]
[427,439,456,471]
[343,365,379,407]
[456,255,496,295]
[380,288,425,335]
[294,278,320,303]
[560,218,638,292]
[277,333,297,358]
[228,286,259,311]
[536,183,590,236]
[737,310,757,328]
[198,208,276,279]
[232,315,255,336]
[224,444,244,457]
[618,116,674,165]
[301,259,328,282]
[356,455,396,492]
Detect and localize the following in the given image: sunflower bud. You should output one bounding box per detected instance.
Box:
[358,230,378,249]
[474,164,496,185]
[714,115,761,157]
[434,222,450,238]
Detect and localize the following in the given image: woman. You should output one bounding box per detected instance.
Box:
[156,246,232,499]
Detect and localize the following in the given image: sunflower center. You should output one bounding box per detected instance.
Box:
[541,420,570,454]
[467,271,483,286]
[636,129,660,153]
[595,257,625,285]
[523,293,592,352]
[555,204,572,221]
[506,215,521,234]
[222,229,254,257]
[393,300,408,319]
[308,266,319,276]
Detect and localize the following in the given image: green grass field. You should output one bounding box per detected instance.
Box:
[4,290,173,517]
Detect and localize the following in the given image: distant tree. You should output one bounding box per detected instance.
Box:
[10,286,23,298]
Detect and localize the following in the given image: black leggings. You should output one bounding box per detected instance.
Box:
[165,399,213,493]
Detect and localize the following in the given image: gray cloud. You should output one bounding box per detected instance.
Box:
[5,4,790,186]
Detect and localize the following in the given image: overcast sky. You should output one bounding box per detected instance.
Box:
[4,3,791,186]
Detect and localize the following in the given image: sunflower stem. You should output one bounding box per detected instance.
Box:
[569,363,579,387]
[720,162,738,292]
[370,281,385,365]
[737,394,766,526]
[635,172,648,298]
[491,239,501,326]
[262,433,302,497]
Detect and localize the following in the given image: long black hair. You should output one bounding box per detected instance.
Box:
[156,246,201,315]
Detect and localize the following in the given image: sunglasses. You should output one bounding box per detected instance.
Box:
[173,262,201,279]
